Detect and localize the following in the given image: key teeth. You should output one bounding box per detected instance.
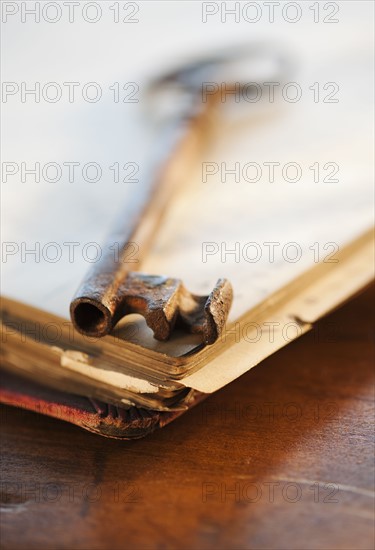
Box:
[145,307,175,341]
[123,273,182,341]
[141,278,233,345]
[202,278,233,344]
[176,278,233,345]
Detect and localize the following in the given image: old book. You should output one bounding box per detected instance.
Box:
[1,22,373,437]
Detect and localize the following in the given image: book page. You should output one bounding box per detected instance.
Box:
[2,2,373,356]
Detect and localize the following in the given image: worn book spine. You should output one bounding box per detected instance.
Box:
[0,371,206,439]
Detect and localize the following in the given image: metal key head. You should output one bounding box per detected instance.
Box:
[146,42,293,120]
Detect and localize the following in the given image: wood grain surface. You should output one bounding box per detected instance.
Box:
[1,285,374,550]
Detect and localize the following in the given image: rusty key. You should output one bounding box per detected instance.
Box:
[70,45,290,344]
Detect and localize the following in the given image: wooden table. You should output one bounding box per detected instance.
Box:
[1,285,374,550]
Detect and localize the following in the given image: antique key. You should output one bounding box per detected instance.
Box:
[70,44,290,344]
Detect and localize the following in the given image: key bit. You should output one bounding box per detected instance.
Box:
[70,274,233,344]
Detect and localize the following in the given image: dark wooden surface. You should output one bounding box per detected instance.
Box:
[1,285,374,550]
